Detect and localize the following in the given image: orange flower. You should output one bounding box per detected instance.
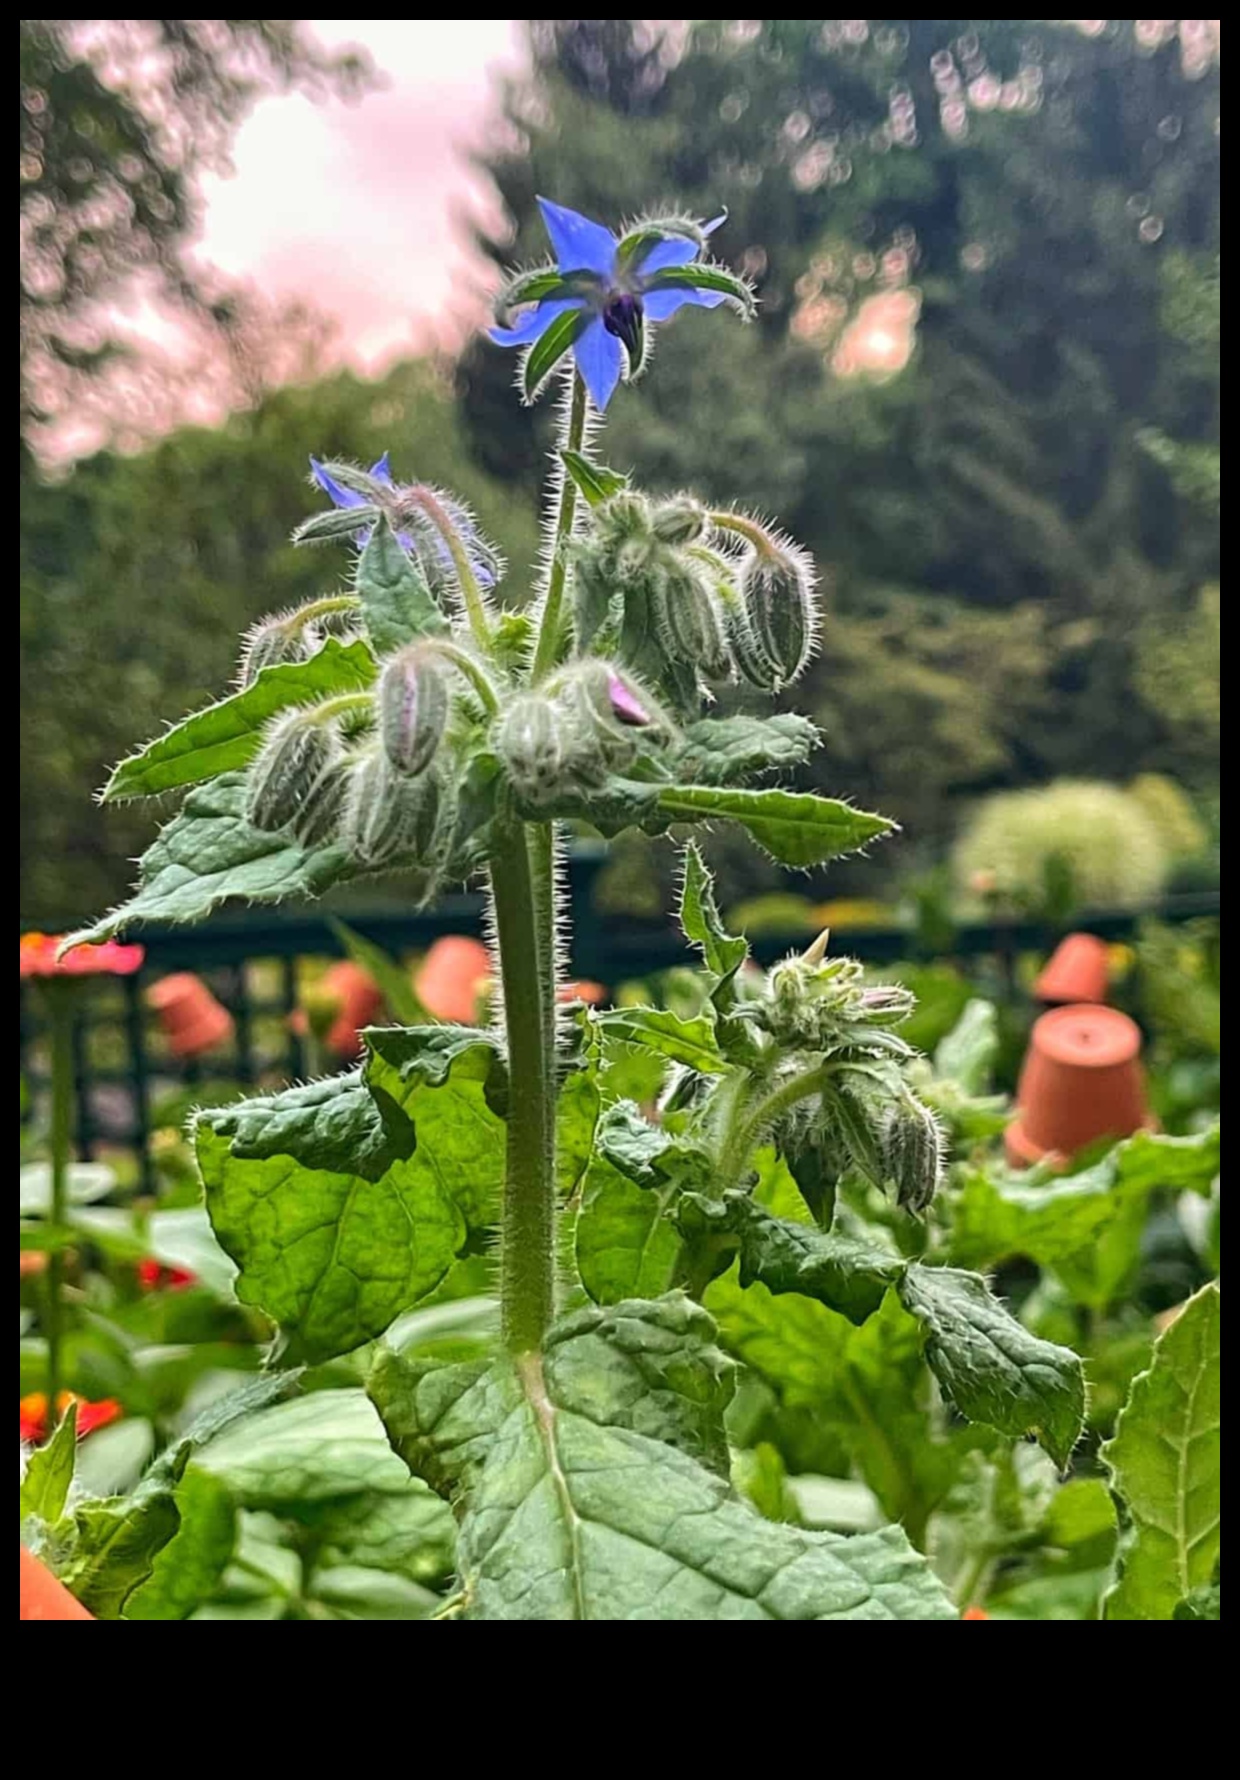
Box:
[20,1392,123,1444]
[20,1546,93,1620]
[417,936,491,1022]
[962,1606,989,1620]
[20,1251,48,1278]
[20,933,144,978]
[136,1259,197,1292]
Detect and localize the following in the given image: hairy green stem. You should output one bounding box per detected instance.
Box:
[491,821,557,1353]
[303,692,373,725]
[425,639,500,715]
[286,594,361,630]
[532,371,588,681]
[407,486,492,649]
[719,1062,837,1187]
[44,988,74,1427]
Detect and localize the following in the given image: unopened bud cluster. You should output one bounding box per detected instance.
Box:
[498,660,664,806]
[570,492,818,709]
[758,946,916,1054]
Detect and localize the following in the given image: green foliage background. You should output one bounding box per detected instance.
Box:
[20,19,1219,923]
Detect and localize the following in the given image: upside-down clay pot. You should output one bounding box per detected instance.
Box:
[321,961,386,1058]
[1006,1003,1153,1168]
[1034,933,1110,1005]
[147,973,235,1059]
[20,1547,93,1620]
[417,937,491,1023]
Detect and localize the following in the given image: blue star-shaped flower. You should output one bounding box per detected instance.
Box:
[488,197,754,411]
[310,454,497,587]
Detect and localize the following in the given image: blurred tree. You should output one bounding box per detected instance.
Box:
[460,19,1220,827]
[20,361,537,923]
[19,18,371,449]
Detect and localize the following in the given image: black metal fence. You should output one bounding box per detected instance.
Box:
[19,854,1219,1194]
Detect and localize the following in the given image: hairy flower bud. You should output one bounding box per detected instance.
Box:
[737,547,817,688]
[499,696,566,801]
[237,617,312,687]
[291,757,352,851]
[651,497,709,546]
[246,711,338,834]
[880,1095,945,1215]
[657,567,733,679]
[345,750,446,871]
[379,647,448,777]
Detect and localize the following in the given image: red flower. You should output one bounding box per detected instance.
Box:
[19,1392,123,1444]
[137,1259,197,1292]
[20,933,144,978]
[962,1606,989,1620]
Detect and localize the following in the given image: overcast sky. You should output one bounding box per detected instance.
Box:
[193,20,525,368]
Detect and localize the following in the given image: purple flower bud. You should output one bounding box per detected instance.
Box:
[607,671,652,727]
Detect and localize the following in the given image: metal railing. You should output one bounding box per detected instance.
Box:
[19,860,1219,1193]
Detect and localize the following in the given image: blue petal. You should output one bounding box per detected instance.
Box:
[537,196,617,277]
[488,296,584,349]
[642,286,729,322]
[370,452,394,486]
[310,457,367,511]
[573,317,624,412]
[704,211,728,235]
[638,235,701,275]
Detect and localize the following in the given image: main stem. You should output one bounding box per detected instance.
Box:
[45,989,74,1425]
[532,372,588,681]
[491,821,556,1353]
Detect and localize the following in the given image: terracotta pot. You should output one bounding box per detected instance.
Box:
[1034,933,1110,1005]
[20,1546,93,1620]
[147,973,234,1059]
[321,961,385,1058]
[417,936,491,1023]
[1006,1003,1152,1168]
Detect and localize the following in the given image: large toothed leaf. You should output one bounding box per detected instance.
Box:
[370,1294,955,1620]
[56,1448,190,1618]
[71,773,357,943]
[101,638,377,802]
[897,1266,1086,1469]
[355,517,449,653]
[123,1466,236,1621]
[1102,1284,1221,1620]
[195,1047,503,1362]
[950,1128,1220,1310]
[196,1388,430,1505]
[671,714,821,787]
[679,841,748,979]
[597,1006,727,1074]
[656,786,893,868]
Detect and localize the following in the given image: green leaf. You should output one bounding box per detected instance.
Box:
[355,517,449,653]
[523,305,590,400]
[643,262,757,316]
[577,1158,683,1304]
[933,999,999,1096]
[560,448,628,507]
[688,1194,903,1327]
[656,786,893,868]
[950,1127,1220,1309]
[71,773,356,943]
[123,1465,236,1621]
[1174,1563,1221,1621]
[679,840,748,980]
[197,1388,431,1505]
[19,1161,116,1214]
[671,714,820,786]
[329,918,424,1024]
[598,1005,726,1074]
[556,1011,602,1200]
[370,1293,955,1620]
[146,1206,238,1300]
[897,1266,1086,1469]
[59,1448,189,1618]
[1102,1283,1221,1620]
[101,638,377,802]
[20,1401,77,1522]
[196,1046,502,1362]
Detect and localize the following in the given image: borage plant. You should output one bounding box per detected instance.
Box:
[62,199,1088,1621]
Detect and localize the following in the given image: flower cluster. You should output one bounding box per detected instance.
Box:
[20,1392,123,1444]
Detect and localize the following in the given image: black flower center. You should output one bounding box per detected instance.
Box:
[603,292,644,358]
